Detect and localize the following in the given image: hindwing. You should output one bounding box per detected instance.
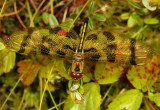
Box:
[83,30,153,65]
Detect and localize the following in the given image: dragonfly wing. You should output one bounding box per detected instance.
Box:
[83,30,153,65]
[83,30,116,61]
[5,27,80,58]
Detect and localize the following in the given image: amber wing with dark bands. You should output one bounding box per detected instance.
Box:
[83,30,153,65]
[5,27,80,58]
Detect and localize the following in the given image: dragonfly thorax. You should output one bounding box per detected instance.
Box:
[70,50,84,81]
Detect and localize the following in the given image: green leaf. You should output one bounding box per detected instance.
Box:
[25,86,40,109]
[88,17,94,30]
[127,0,142,9]
[88,1,96,15]
[149,93,160,107]
[54,59,71,80]
[133,15,143,26]
[94,62,124,84]
[127,55,160,92]
[34,12,42,25]
[108,89,143,110]
[38,57,58,83]
[48,14,59,26]
[13,92,21,108]
[0,48,16,75]
[42,12,49,24]
[0,71,18,86]
[128,15,137,27]
[64,83,101,110]
[120,13,130,20]
[0,41,5,50]
[93,13,106,21]
[70,13,77,19]
[127,15,143,27]
[38,57,70,81]
[142,0,157,11]
[60,19,73,29]
[144,18,159,24]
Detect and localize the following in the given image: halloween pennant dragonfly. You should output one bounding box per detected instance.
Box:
[4,18,153,81]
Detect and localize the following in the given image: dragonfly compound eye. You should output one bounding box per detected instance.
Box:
[70,72,82,81]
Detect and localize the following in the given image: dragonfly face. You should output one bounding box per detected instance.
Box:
[3,19,153,81]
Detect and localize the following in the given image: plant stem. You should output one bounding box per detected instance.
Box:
[30,0,46,27]
[0,0,7,17]
[50,0,54,14]
[39,75,43,102]
[68,0,91,31]
[101,84,113,104]
[39,67,53,110]
[17,89,26,110]
[48,101,65,110]
[27,1,34,27]
[0,61,33,110]
[46,79,59,110]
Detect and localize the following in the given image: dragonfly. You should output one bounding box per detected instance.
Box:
[4,18,153,81]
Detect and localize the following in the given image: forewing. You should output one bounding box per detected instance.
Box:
[83,30,116,61]
[4,27,80,58]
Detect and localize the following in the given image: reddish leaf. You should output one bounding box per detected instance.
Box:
[83,65,92,82]
[17,59,41,86]
[94,62,124,84]
[150,0,160,6]
[127,55,160,92]
[75,0,87,6]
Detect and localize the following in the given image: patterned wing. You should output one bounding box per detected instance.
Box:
[83,30,153,65]
[4,27,80,58]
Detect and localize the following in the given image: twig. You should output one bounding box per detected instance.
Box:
[118,24,137,34]
[55,0,73,17]
[68,0,91,31]
[62,7,68,22]
[30,0,47,27]
[92,0,126,15]
[145,98,156,110]
[29,0,36,10]
[40,1,51,13]
[0,1,27,18]
[40,1,64,13]
[14,1,27,30]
